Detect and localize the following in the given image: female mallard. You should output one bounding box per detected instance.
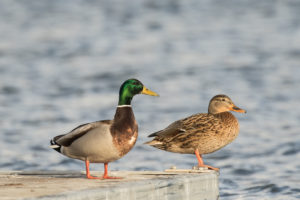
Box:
[50,79,159,179]
[145,94,246,171]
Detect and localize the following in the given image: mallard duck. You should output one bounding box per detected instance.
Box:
[50,79,159,179]
[145,94,246,171]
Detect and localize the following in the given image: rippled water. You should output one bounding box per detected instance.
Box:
[0,0,300,199]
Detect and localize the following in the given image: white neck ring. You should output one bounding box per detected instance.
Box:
[117,105,132,108]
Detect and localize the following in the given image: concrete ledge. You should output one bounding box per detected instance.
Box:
[0,170,219,200]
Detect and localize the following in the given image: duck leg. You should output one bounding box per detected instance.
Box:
[102,163,122,179]
[195,149,219,171]
[85,160,101,179]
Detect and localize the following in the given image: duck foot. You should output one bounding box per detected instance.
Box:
[102,175,122,179]
[194,149,219,171]
[86,175,102,179]
[102,163,123,179]
[86,174,122,179]
[85,161,123,179]
[85,160,103,179]
[198,164,219,171]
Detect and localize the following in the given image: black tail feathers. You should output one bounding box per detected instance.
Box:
[50,139,61,153]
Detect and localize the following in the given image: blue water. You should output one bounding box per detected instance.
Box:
[0,0,300,199]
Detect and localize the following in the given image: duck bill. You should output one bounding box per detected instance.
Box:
[141,86,159,96]
[231,106,246,113]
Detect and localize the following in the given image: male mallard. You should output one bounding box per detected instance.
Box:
[50,79,159,179]
[145,94,246,171]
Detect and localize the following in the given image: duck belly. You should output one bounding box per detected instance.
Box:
[196,132,239,154]
[166,131,239,155]
[61,126,121,163]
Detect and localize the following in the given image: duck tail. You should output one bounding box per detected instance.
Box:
[49,135,64,153]
[148,133,157,137]
[144,140,153,145]
[148,130,162,137]
[144,139,162,147]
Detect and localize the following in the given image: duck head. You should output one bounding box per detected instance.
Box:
[208,94,246,114]
[118,79,159,105]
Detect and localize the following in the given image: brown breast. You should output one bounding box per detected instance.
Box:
[110,107,138,157]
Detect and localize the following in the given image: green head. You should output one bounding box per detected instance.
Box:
[118,79,159,105]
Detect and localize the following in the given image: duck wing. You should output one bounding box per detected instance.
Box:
[148,113,219,138]
[55,120,112,146]
[148,120,184,138]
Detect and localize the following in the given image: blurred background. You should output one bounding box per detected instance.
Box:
[0,0,299,199]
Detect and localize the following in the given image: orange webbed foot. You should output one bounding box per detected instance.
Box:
[198,164,219,171]
[102,175,123,179]
[86,174,102,179]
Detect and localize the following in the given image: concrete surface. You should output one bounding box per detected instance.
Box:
[0,170,219,200]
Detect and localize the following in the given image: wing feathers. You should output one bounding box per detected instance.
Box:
[148,113,217,139]
[55,120,112,146]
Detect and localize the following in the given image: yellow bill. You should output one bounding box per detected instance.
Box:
[141,86,159,96]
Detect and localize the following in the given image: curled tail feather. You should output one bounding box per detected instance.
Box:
[50,134,64,153]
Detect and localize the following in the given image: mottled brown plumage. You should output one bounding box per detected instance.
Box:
[145,94,246,170]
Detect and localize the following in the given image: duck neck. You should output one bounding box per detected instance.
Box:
[208,107,220,115]
[213,111,236,121]
[111,106,138,157]
[118,84,135,106]
[113,106,135,126]
[118,96,132,106]
[111,106,137,142]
